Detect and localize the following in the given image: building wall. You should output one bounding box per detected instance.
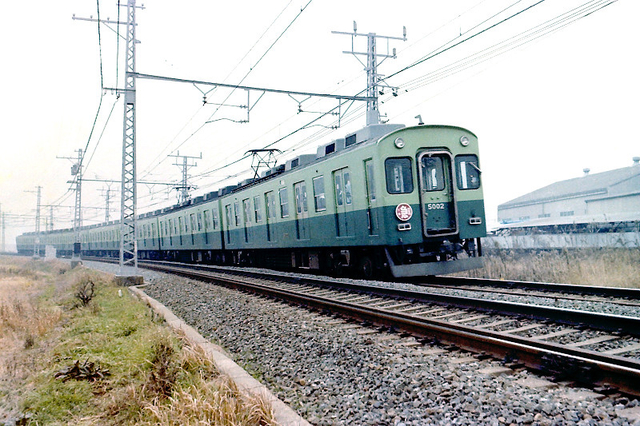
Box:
[587,194,640,215]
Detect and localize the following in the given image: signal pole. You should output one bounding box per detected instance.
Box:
[333,22,406,125]
[168,152,201,204]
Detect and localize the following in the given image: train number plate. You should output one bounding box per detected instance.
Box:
[427,203,446,210]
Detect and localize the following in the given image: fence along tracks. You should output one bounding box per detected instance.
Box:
[131,261,640,396]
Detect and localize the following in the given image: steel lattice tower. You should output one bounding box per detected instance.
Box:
[119,0,139,273]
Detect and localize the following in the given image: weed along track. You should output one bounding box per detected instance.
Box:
[80,259,640,424]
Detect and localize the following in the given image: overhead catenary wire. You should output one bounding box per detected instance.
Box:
[139,0,312,181]
[186,0,618,198]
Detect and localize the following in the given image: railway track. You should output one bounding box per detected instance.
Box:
[121,259,640,397]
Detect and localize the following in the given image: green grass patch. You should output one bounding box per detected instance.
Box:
[0,258,277,425]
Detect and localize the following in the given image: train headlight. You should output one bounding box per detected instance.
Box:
[394,137,405,149]
[460,136,470,147]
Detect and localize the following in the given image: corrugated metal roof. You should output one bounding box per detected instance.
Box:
[499,165,640,210]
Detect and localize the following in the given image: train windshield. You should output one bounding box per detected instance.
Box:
[455,155,481,190]
[385,158,414,194]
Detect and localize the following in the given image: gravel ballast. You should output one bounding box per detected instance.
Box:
[86,262,640,425]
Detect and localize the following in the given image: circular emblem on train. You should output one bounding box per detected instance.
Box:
[395,203,413,221]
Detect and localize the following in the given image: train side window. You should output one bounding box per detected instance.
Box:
[197,212,203,231]
[312,176,326,212]
[343,172,352,205]
[203,211,210,231]
[421,156,445,191]
[212,208,219,230]
[265,191,276,220]
[243,199,251,224]
[385,158,414,194]
[190,213,196,233]
[253,196,262,222]
[279,188,289,218]
[455,154,481,190]
[234,202,241,226]
[335,174,343,206]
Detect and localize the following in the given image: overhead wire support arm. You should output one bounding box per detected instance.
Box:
[131,72,372,102]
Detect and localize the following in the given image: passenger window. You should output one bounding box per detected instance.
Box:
[253,196,262,222]
[212,208,219,229]
[279,188,289,218]
[455,155,481,190]
[385,158,413,194]
[234,202,240,226]
[421,156,445,191]
[312,176,326,211]
[343,172,352,205]
[243,199,251,224]
[335,174,343,206]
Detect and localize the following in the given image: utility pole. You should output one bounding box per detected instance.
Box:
[58,149,84,266]
[0,204,4,253]
[24,186,42,258]
[119,0,144,277]
[1,211,5,253]
[49,206,54,231]
[168,152,201,204]
[333,22,406,126]
[74,1,144,279]
[100,184,114,222]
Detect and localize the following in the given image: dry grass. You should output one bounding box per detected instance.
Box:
[0,256,277,426]
[0,258,67,423]
[459,248,640,287]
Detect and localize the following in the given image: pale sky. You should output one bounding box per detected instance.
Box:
[1,0,638,251]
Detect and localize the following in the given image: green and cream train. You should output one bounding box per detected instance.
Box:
[17,123,486,278]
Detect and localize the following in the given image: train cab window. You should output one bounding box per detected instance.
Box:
[312,176,326,211]
[421,156,445,192]
[385,158,413,194]
[455,155,481,190]
[279,188,289,218]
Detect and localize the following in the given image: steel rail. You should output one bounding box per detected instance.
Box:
[136,261,640,397]
[419,276,640,300]
[129,259,640,335]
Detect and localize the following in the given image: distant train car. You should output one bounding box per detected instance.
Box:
[17,123,486,278]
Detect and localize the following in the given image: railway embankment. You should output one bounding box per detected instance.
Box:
[85,260,640,425]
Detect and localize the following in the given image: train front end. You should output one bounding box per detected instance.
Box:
[377,125,486,277]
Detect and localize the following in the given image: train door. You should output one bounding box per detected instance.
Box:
[417,151,458,236]
[364,159,379,236]
[264,191,276,242]
[224,205,232,244]
[294,181,309,240]
[242,198,251,243]
[333,167,354,237]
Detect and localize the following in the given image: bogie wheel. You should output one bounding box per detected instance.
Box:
[358,255,374,279]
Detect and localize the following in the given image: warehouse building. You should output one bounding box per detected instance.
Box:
[498,157,640,225]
